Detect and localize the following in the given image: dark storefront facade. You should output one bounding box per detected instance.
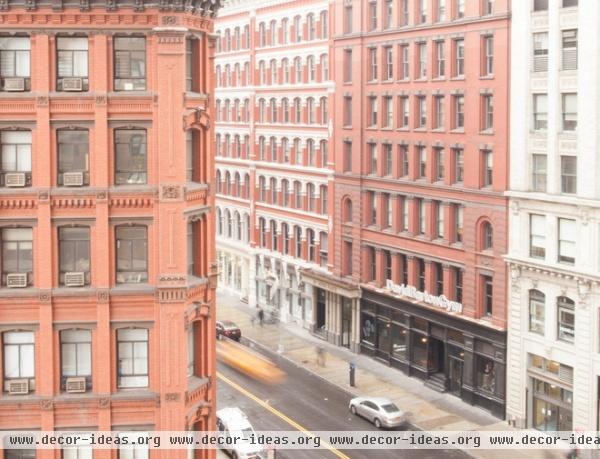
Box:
[360,290,506,418]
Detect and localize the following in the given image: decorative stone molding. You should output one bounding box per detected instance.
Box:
[38,190,50,201]
[40,399,53,410]
[97,289,109,303]
[161,185,182,200]
[165,392,180,402]
[96,191,108,201]
[38,290,52,303]
[36,96,49,107]
[158,288,187,302]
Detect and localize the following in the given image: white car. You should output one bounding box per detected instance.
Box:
[216,407,265,459]
[349,396,409,429]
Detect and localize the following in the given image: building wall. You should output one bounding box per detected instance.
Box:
[214,0,332,327]
[0,2,219,458]
[506,0,600,431]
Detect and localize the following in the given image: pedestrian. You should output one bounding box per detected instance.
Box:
[257,307,264,327]
[316,346,326,367]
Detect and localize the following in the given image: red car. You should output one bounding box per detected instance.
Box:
[216,320,241,341]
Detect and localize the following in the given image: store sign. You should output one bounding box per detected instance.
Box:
[385,280,463,314]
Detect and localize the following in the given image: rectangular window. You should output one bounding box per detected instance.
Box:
[60,329,91,389]
[2,228,33,287]
[1,130,32,187]
[530,214,546,259]
[344,49,352,82]
[532,154,547,192]
[58,130,89,186]
[435,148,445,181]
[437,0,446,21]
[369,48,378,81]
[116,226,148,284]
[454,95,465,129]
[3,331,34,392]
[187,221,196,276]
[113,36,146,91]
[558,218,576,265]
[368,191,377,225]
[115,129,147,185]
[482,95,494,130]
[418,146,427,178]
[343,241,353,276]
[456,0,465,17]
[419,0,427,22]
[399,96,409,127]
[401,0,409,25]
[369,1,377,30]
[383,96,393,128]
[454,268,463,302]
[434,95,445,129]
[385,0,394,28]
[533,94,548,130]
[436,41,445,77]
[562,93,577,131]
[483,0,494,15]
[418,43,427,79]
[482,150,493,187]
[484,36,494,75]
[186,130,200,182]
[454,148,464,183]
[320,233,329,267]
[401,45,410,80]
[454,39,465,76]
[529,290,545,335]
[344,5,353,34]
[436,201,444,238]
[417,258,425,291]
[561,156,577,194]
[435,262,444,295]
[534,0,548,11]
[59,227,90,286]
[533,33,549,72]
[384,46,394,80]
[557,298,575,343]
[417,96,427,128]
[56,36,88,91]
[118,435,149,459]
[401,196,409,231]
[383,144,393,176]
[369,96,378,127]
[455,204,463,242]
[117,328,148,388]
[400,145,409,177]
[344,96,352,127]
[368,247,376,281]
[369,143,378,175]
[418,200,427,234]
[0,36,31,91]
[382,194,391,228]
[343,141,352,172]
[482,275,493,316]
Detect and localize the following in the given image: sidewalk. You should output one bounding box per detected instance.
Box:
[216,290,566,459]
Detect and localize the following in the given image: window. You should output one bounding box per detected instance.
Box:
[294,15,302,42]
[369,2,377,30]
[115,129,147,185]
[259,218,266,247]
[368,191,377,225]
[270,59,277,84]
[59,227,90,286]
[113,37,145,91]
[482,150,493,186]
[558,218,576,265]
[282,18,289,44]
[454,39,465,76]
[369,48,378,81]
[117,328,148,388]
[383,96,393,128]
[294,181,302,208]
[60,329,91,389]
[384,46,393,80]
[294,98,302,123]
[2,227,33,287]
[557,297,575,343]
[307,229,315,262]
[294,57,302,83]
[435,148,445,181]
[307,139,316,166]
[562,93,577,131]
[116,226,148,284]
[531,154,547,192]
[484,36,494,75]
[456,0,465,17]
[187,221,198,275]
[258,22,266,47]
[57,36,88,91]
[1,130,31,187]
[482,275,493,316]
[401,45,410,80]
[185,38,199,92]
[270,20,277,45]
[434,95,445,129]
[384,0,393,28]
[343,49,352,82]
[343,141,352,172]
[400,145,409,176]
[270,221,278,250]
[436,201,444,238]
[368,96,378,127]
[417,199,426,234]
[401,0,409,25]
[259,61,266,85]
[455,205,464,242]
[560,156,577,194]
[399,96,409,128]
[418,43,427,79]
[321,54,329,81]
[307,98,316,124]
[320,185,328,214]
[383,144,392,176]
[417,258,425,291]
[419,0,427,22]
[483,0,494,14]
[383,194,392,228]
[529,214,546,259]
[454,148,464,183]
[294,138,302,164]
[400,196,409,231]
[437,0,447,20]
[368,247,376,281]
[3,331,34,392]
[319,232,328,267]
[418,146,427,178]
[454,268,463,302]
[320,140,328,167]
[528,290,545,335]
[307,56,315,82]
[58,129,89,186]
[321,11,329,38]
[343,198,353,222]
[453,95,464,129]
[563,0,577,6]
[368,143,378,175]
[533,33,548,72]
[436,41,445,77]
[417,96,427,128]
[481,222,493,250]
[344,4,353,34]
[533,94,547,130]
[0,36,31,91]
[482,95,493,130]
[270,98,277,123]
[534,0,548,11]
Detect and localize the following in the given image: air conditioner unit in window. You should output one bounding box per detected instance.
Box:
[64,272,85,287]
[3,77,25,91]
[63,172,84,186]
[5,172,26,187]
[65,377,86,393]
[6,273,28,288]
[8,379,29,395]
[62,77,83,91]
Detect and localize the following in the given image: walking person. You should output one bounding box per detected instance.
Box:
[257,307,264,327]
[316,345,326,367]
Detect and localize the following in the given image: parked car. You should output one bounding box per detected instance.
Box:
[349,396,409,429]
[216,407,265,459]
[217,320,241,341]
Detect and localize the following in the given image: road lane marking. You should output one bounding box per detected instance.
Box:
[217,371,352,459]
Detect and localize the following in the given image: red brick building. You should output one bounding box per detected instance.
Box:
[0,1,220,458]
[303,0,510,418]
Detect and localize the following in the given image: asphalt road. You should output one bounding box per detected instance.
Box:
[216,341,468,459]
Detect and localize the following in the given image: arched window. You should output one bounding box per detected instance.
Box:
[294,138,302,164]
[557,296,575,343]
[529,290,545,335]
[258,99,265,123]
[320,11,328,38]
[215,170,222,193]
[234,99,240,121]
[282,138,290,162]
[307,139,316,166]
[244,214,250,242]
[319,185,328,215]
[481,221,493,250]
[307,228,315,261]
[270,59,277,84]
[224,100,230,121]
[270,20,277,45]
[282,179,290,206]
[320,97,328,123]
[224,29,231,51]
[294,226,302,257]
[282,223,290,254]
[224,134,230,156]
[224,171,231,195]
[258,22,266,47]
[270,220,278,251]
[215,66,221,87]
[321,54,329,80]
[216,208,222,234]
[343,198,353,222]
[270,136,277,161]
[234,172,241,196]
[244,25,250,49]
[234,211,241,240]
[270,177,277,203]
[282,18,289,44]
[270,98,277,122]
[294,98,302,123]
[320,140,328,167]
[282,98,290,123]
[259,61,266,85]
[215,133,221,156]
[259,217,266,247]
[234,135,241,158]
[307,97,315,124]
[258,176,266,201]
[307,56,316,82]
[294,15,302,42]
[225,209,232,237]
[244,62,250,85]
[307,183,316,211]
[234,63,240,85]
[258,136,265,160]
[215,100,221,121]
[244,99,250,121]
[216,32,222,53]
[244,173,250,198]
[294,57,302,83]
[234,27,240,49]
[282,58,290,83]
[225,64,231,86]
[307,13,316,40]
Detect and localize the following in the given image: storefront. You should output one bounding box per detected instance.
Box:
[360,289,506,418]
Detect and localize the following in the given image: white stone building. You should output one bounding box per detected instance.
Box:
[506,0,600,431]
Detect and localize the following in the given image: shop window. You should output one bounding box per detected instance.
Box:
[476,357,496,394]
[391,324,407,360]
[361,312,376,346]
[412,334,428,368]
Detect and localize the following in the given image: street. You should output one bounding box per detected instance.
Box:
[217,341,468,459]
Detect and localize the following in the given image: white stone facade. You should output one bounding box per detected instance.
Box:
[506,0,600,431]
